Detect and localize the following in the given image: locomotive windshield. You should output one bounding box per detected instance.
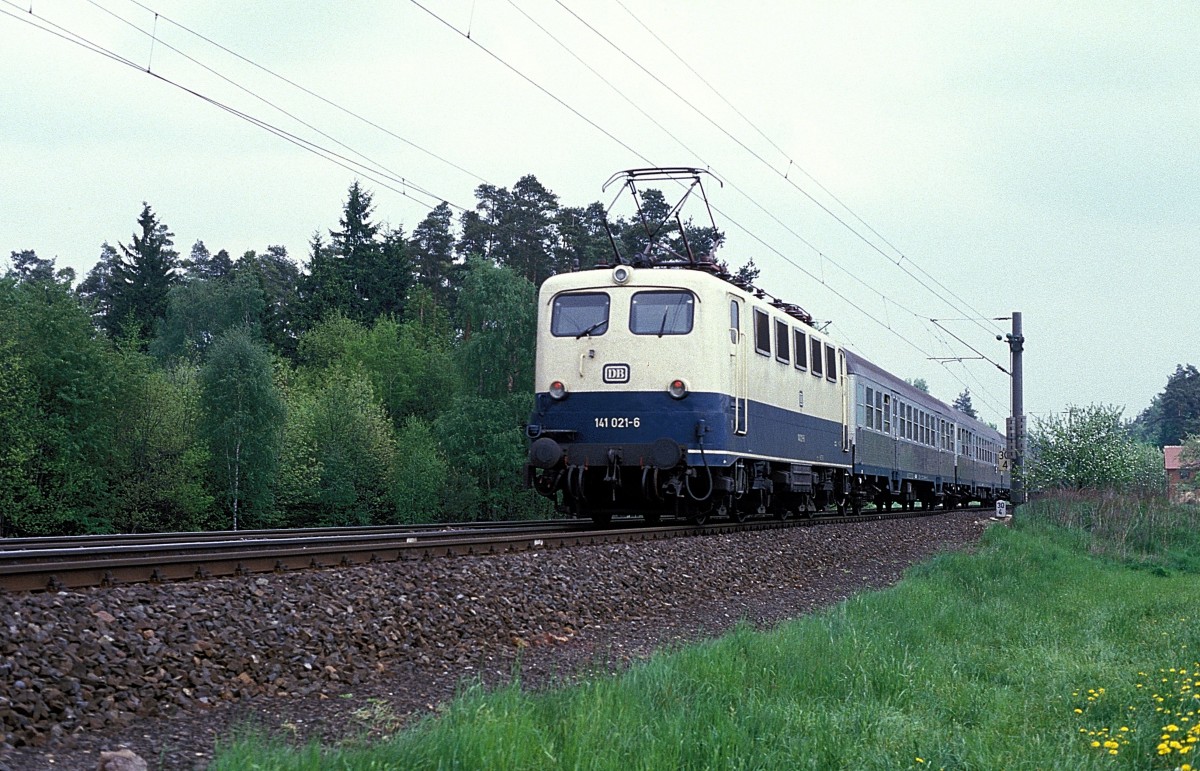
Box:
[551,292,610,337]
[630,290,694,336]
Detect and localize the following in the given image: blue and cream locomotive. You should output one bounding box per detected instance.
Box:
[524,168,1009,525]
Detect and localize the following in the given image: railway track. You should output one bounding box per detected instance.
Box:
[0,506,989,592]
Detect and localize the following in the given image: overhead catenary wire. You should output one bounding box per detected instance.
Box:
[119,0,491,191]
[603,0,1009,343]
[2,0,467,217]
[499,0,937,330]
[82,0,467,213]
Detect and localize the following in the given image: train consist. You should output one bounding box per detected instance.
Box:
[524,168,1009,524]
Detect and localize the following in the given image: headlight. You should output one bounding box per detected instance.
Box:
[549,380,568,400]
[667,379,688,399]
[612,266,632,285]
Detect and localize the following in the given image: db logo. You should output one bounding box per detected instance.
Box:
[603,363,631,383]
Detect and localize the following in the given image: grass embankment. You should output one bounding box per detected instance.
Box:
[212,496,1200,770]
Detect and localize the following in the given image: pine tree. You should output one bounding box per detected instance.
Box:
[80,203,180,340]
[301,181,409,324]
[409,201,458,310]
[182,240,233,282]
[954,388,978,419]
[1158,364,1200,446]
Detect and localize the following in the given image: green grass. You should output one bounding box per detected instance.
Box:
[210,495,1200,770]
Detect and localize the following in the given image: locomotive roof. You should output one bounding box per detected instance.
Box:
[552,262,818,327]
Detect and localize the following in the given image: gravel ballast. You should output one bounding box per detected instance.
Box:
[0,512,996,770]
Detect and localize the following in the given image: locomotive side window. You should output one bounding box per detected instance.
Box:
[753,309,771,355]
[775,319,790,363]
[630,291,694,336]
[794,329,808,370]
[825,344,837,383]
[810,337,823,377]
[552,292,610,337]
[729,301,740,344]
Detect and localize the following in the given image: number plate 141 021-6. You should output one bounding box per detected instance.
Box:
[595,417,641,429]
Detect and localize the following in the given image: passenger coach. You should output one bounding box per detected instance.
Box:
[846,352,1009,511]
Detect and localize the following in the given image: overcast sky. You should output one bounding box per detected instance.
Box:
[3,0,1197,428]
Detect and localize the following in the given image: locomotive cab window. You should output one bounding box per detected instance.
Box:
[630,290,694,336]
[794,329,807,370]
[753,309,771,356]
[775,319,790,363]
[552,292,610,337]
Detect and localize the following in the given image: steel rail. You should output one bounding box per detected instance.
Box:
[0,518,577,552]
[0,506,989,593]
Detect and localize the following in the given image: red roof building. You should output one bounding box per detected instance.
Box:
[1165,446,1199,503]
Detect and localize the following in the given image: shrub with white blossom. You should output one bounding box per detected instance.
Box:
[1026,404,1164,494]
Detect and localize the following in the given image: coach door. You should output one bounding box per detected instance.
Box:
[729,296,748,435]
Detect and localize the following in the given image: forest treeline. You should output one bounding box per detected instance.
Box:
[2,175,717,536]
[4,175,1196,534]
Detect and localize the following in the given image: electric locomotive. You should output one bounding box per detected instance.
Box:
[525,261,853,524]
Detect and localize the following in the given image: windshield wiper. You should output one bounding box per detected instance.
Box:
[576,320,606,339]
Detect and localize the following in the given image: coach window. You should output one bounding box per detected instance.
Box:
[775,319,790,363]
[882,393,891,434]
[863,386,874,429]
[753,309,771,355]
[794,329,808,370]
[825,344,838,383]
[630,290,694,336]
[809,337,823,377]
[552,292,609,337]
